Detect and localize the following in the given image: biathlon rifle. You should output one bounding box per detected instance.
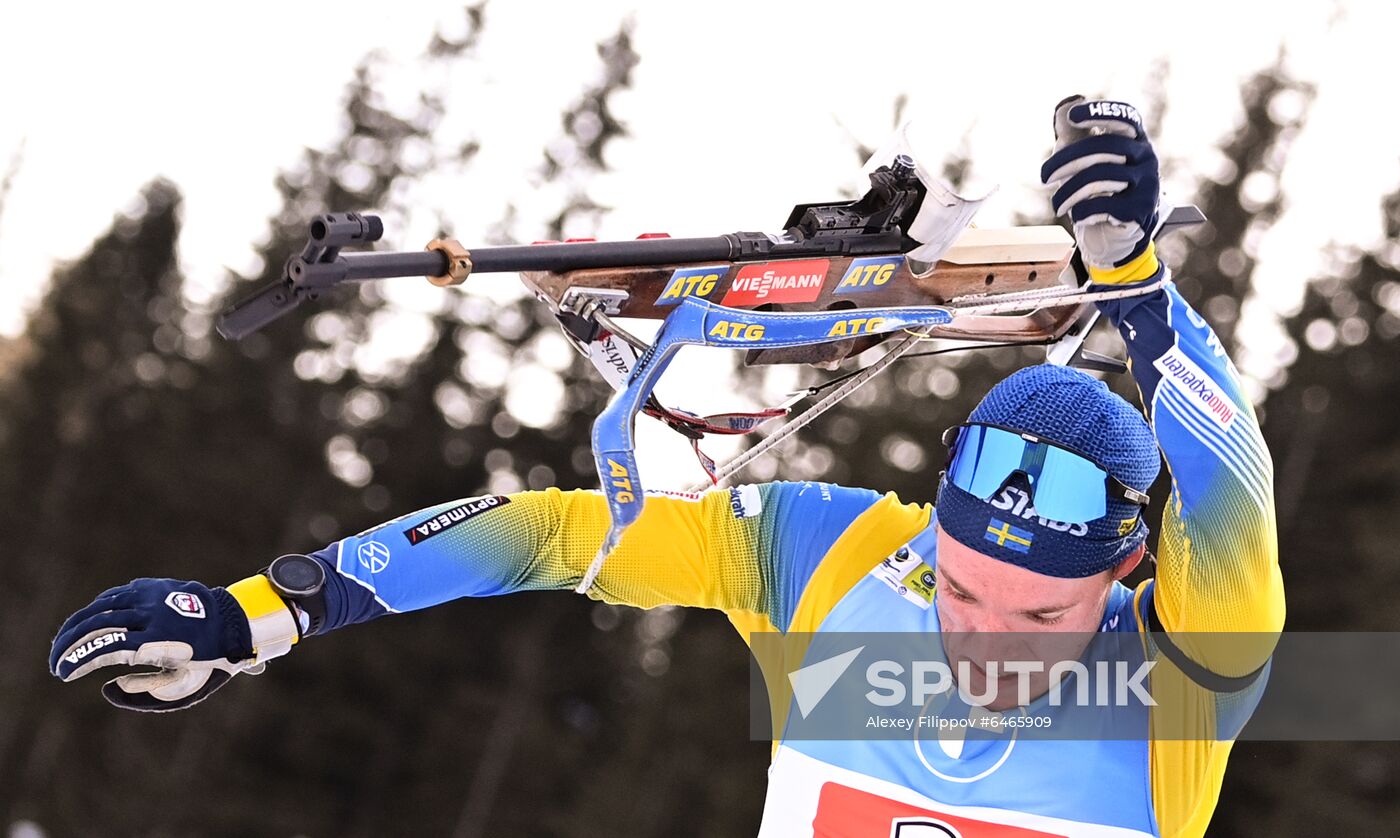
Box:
[217,152,1203,592]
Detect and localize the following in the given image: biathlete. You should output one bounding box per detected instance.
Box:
[51,97,1284,837]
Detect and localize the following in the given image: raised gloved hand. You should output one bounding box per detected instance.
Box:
[1039,96,1162,284]
[49,575,298,712]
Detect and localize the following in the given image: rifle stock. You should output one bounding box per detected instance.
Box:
[519,226,1074,367]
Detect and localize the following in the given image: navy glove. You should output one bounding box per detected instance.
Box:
[1039,96,1161,273]
[50,577,297,712]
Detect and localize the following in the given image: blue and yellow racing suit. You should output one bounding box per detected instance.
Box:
[231,258,1284,836]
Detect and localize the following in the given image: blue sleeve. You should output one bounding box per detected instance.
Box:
[750,482,884,632]
[1097,271,1285,668]
[1097,279,1272,518]
[302,484,883,636]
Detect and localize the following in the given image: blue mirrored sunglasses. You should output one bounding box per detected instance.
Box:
[942,423,1150,524]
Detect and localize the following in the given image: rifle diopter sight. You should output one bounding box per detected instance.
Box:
[779,154,926,253]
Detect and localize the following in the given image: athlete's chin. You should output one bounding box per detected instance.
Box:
[983,688,1035,713]
[960,667,1052,711]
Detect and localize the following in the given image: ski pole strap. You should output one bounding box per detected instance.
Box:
[577,298,953,594]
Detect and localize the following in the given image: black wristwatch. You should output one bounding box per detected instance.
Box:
[264,553,328,637]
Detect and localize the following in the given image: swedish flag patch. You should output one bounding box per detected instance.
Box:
[985,518,1034,554]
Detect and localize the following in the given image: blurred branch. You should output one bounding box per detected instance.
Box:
[1141,57,1170,141]
[1172,56,1315,352]
[0,137,24,243]
[834,94,908,170]
[427,2,488,57]
[940,130,974,194]
[540,20,638,240]
[1272,393,1326,528]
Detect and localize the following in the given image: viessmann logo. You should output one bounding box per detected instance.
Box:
[720,259,829,306]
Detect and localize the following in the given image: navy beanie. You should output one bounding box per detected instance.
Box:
[935,364,1160,578]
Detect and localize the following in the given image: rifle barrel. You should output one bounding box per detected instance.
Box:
[464,236,739,273]
[300,235,740,284]
[336,250,451,280]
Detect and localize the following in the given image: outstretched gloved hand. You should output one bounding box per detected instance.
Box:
[1039,95,1162,283]
[50,576,297,711]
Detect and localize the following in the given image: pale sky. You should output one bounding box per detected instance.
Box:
[2,0,1395,488]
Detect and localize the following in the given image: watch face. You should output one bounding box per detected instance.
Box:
[271,554,324,597]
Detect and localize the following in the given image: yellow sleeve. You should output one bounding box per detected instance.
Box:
[541,487,770,613]
[1145,471,1286,836]
[527,483,897,633]
[1095,261,1285,836]
[1099,283,1285,836]
[315,482,892,636]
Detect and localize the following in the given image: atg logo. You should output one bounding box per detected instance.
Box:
[825,316,887,337]
[835,256,902,294]
[606,458,637,505]
[707,320,766,342]
[655,266,725,306]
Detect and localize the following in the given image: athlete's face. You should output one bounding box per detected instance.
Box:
[933,524,1141,710]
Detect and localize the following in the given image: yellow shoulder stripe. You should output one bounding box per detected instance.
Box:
[787,492,932,634]
[745,492,930,757]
